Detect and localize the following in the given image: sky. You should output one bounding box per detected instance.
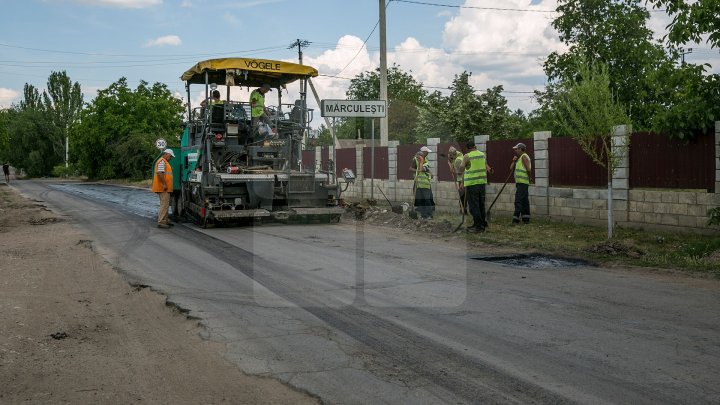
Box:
[1,0,718,127]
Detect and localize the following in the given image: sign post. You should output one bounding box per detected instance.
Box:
[155,138,167,151]
[321,100,387,199]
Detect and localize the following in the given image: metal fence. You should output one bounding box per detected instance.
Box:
[549,137,607,187]
[630,132,715,191]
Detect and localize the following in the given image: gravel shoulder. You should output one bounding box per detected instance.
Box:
[0,183,318,404]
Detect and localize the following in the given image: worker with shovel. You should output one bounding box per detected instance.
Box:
[510,142,532,224]
[459,141,493,233]
[410,146,435,219]
[448,147,467,214]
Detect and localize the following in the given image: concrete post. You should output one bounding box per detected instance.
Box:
[612,125,631,222]
[355,144,364,199]
[715,121,720,193]
[426,137,440,183]
[474,135,489,153]
[532,131,551,217]
[388,140,399,200]
[315,146,321,171]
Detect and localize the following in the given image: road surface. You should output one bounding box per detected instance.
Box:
[15,181,720,404]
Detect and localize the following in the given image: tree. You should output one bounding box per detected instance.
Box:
[416,72,522,143]
[544,0,671,130]
[647,1,720,48]
[4,84,64,177]
[72,78,184,179]
[42,71,83,168]
[340,65,427,143]
[552,60,632,238]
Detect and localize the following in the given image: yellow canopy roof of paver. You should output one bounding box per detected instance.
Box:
[181,58,318,87]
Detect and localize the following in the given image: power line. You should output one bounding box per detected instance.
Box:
[317,73,538,95]
[392,0,557,13]
[0,42,289,58]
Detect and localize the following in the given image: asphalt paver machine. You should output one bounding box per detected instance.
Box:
[173,58,343,226]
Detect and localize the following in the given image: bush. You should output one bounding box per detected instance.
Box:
[708,207,720,226]
[52,164,77,178]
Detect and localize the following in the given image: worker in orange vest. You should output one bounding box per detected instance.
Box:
[152,149,175,228]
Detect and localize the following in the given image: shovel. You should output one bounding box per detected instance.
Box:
[376,185,403,214]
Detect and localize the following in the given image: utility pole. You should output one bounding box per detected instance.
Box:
[289,39,311,128]
[679,47,693,64]
[379,0,388,147]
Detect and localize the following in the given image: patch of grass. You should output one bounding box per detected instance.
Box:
[437,213,720,275]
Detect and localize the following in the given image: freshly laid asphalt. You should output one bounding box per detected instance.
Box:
[15,181,720,404]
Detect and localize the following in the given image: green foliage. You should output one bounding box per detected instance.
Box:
[6,103,64,177]
[339,65,427,143]
[543,0,719,140]
[545,0,671,131]
[42,71,83,162]
[315,125,333,147]
[708,207,720,227]
[650,65,720,140]
[416,73,525,143]
[552,59,631,172]
[648,0,720,48]
[0,109,10,162]
[52,164,78,178]
[71,78,183,179]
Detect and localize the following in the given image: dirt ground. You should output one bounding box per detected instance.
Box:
[0,184,319,404]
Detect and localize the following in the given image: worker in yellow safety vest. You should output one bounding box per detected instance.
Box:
[459,141,493,232]
[410,146,435,219]
[510,142,532,224]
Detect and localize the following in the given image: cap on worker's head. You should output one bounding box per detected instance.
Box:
[420,146,432,153]
[261,83,272,91]
[466,141,476,149]
[448,146,457,155]
[513,142,527,150]
[163,149,175,158]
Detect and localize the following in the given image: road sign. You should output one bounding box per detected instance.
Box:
[320,100,387,118]
[155,138,167,150]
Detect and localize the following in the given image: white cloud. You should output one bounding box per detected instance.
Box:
[180,0,192,7]
[0,88,20,108]
[76,0,161,8]
[144,35,182,47]
[300,0,566,114]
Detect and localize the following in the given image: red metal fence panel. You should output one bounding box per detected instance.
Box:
[320,147,329,172]
[301,150,315,172]
[397,144,422,180]
[335,148,356,177]
[549,137,607,187]
[630,132,715,191]
[363,146,389,179]
[437,142,464,182]
[487,139,533,184]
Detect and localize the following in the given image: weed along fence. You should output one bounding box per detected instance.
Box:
[305,122,720,234]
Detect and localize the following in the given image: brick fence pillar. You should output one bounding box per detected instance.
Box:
[388,140,398,200]
[612,125,631,222]
[474,134,489,153]
[426,137,440,184]
[532,131,551,217]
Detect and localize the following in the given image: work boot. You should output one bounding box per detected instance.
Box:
[157,223,170,229]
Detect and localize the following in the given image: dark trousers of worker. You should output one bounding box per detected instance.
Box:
[414,188,434,219]
[466,184,487,230]
[513,183,530,223]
